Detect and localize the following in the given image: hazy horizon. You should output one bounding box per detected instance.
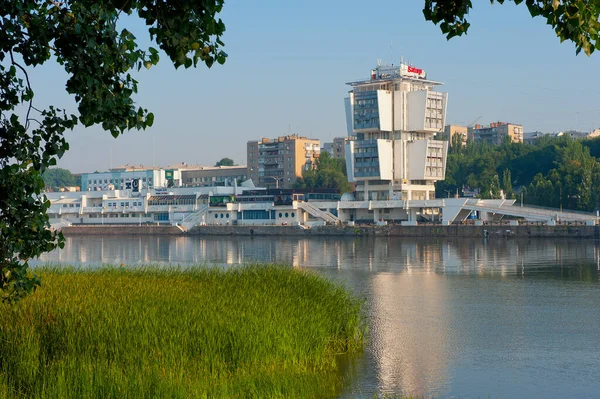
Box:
[25,0,599,173]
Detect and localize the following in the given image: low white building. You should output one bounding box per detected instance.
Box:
[81,166,182,191]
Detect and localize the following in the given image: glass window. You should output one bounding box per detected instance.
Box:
[278,212,283,218]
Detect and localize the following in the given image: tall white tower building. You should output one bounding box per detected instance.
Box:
[345,61,449,201]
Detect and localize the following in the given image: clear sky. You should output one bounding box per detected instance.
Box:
[29,0,600,173]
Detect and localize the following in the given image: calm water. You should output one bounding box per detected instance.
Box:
[38,236,600,398]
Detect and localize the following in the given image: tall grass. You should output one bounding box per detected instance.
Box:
[0,264,365,398]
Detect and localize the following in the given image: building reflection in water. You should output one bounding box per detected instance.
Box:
[369,272,451,396]
[39,236,600,279]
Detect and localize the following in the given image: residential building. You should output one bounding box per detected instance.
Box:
[333,136,354,159]
[560,129,600,140]
[182,166,248,187]
[523,131,548,144]
[322,142,334,157]
[322,137,355,160]
[439,125,468,146]
[247,135,321,189]
[469,122,524,144]
[344,60,449,201]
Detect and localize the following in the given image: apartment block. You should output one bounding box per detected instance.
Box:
[439,125,468,146]
[322,136,355,160]
[247,135,321,189]
[469,122,524,144]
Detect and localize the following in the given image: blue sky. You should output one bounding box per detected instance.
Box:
[31,0,600,173]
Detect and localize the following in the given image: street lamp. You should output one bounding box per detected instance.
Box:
[444,189,451,198]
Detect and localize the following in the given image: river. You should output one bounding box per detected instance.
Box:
[37,235,600,398]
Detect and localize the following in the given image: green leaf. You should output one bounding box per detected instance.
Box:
[146,112,154,127]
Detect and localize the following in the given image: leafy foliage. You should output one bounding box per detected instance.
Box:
[294,152,353,193]
[215,157,235,167]
[42,168,76,191]
[437,135,600,211]
[0,0,226,302]
[423,0,600,55]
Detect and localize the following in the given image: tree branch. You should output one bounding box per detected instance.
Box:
[9,50,33,131]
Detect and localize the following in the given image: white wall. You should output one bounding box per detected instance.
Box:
[377,90,393,131]
[393,90,406,131]
[393,139,404,180]
[345,141,356,182]
[376,139,394,180]
[407,90,427,131]
[406,140,428,180]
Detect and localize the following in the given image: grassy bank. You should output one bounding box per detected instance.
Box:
[0,265,364,398]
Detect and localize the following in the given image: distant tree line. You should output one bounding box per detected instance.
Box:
[42,168,78,191]
[437,135,600,212]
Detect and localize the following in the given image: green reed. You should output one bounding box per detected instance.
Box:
[0,264,365,398]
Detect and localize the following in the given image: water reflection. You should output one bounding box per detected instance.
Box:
[39,236,600,279]
[369,273,451,396]
[37,236,600,398]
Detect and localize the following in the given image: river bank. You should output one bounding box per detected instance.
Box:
[61,223,600,238]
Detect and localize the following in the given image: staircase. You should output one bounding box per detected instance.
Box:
[298,202,339,224]
[178,204,209,231]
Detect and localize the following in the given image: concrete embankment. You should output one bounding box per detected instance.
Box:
[61,225,182,236]
[188,224,600,238]
[60,224,600,239]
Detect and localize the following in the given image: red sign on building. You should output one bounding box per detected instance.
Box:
[407,66,423,75]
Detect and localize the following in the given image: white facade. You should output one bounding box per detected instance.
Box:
[344,61,449,200]
[81,169,182,191]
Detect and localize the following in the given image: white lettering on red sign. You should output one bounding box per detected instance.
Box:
[407,66,423,75]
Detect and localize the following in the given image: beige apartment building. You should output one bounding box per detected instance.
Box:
[247,135,321,189]
[439,125,468,146]
[469,122,524,145]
